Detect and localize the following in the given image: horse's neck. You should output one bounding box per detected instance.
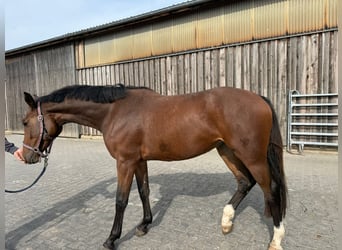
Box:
[43,100,111,131]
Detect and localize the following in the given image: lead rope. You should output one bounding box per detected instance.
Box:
[5,157,48,193]
[5,102,53,193]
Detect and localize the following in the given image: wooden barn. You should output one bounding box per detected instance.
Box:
[5,0,338,149]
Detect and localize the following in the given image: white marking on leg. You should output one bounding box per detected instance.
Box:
[221,204,235,234]
[269,222,285,250]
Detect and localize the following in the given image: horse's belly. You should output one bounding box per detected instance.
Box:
[141,136,220,161]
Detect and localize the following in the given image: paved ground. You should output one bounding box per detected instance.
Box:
[5,135,338,250]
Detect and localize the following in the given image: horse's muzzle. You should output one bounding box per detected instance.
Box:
[24,151,41,164]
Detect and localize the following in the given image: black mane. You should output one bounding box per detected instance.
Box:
[37,84,150,104]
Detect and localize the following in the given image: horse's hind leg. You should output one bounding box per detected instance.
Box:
[134,160,152,236]
[216,143,256,234]
[244,160,285,250]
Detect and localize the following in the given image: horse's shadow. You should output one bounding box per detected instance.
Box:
[118,171,271,246]
[5,171,271,249]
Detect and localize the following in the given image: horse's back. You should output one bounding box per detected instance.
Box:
[128,87,272,161]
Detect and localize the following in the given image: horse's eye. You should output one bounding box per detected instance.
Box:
[22,120,28,126]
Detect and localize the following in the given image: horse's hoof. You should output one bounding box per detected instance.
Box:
[135,226,148,237]
[103,239,115,250]
[268,246,282,250]
[221,223,233,235]
[268,243,283,250]
[221,204,235,235]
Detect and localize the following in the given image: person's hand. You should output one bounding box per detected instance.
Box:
[13,147,25,162]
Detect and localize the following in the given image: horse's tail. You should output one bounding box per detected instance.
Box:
[261,96,287,219]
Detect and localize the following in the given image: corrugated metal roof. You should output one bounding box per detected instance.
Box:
[5,0,218,56]
[82,0,338,67]
[223,1,253,43]
[6,0,338,61]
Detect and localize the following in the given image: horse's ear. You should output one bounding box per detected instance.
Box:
[24,92,37,109]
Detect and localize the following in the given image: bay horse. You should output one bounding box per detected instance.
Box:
[22,84,287,250]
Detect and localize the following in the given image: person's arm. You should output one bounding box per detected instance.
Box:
[5,137,18,154]
[5,137,25,162]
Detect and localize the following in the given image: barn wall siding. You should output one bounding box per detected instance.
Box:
[80,0,337,67]
[76,31,338,141]
[5,31,337,144]
[5,44,79,137]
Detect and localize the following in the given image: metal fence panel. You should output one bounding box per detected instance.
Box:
[287,90,338,153]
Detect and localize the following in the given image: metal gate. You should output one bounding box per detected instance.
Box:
[287,90,338,153]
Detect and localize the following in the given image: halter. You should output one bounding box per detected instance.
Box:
[23,101,54,159]
[5,102,54,193]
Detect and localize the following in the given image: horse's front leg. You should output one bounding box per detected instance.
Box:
[135,160,152,236]
[103,160,136,250]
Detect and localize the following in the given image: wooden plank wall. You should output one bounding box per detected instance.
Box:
[5,31,337,143]
[77,31,338,141]
[5,44,79,137]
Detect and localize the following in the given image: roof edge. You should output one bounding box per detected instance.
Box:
[6,0,215,56]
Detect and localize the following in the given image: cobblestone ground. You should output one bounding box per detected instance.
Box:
[5,135,337,250]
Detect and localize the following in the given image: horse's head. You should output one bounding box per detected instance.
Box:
[22,92,62,164]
